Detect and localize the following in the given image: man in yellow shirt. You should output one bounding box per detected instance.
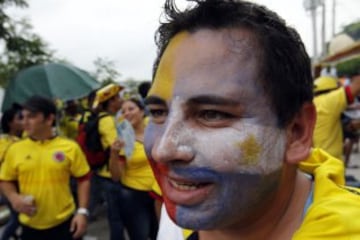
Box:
[0,96,90,240]
[313,74,360,161]
[143,0,360,239]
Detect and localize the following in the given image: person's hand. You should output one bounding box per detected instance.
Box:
[70,214,87,239]
[111,139,125,154]
[11,194,37,216]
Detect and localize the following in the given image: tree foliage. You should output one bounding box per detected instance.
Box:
[91,57,151,98]
[0,0,54,87]
[336,56,360,77]
[92,57,121,86]
[332,20,360,77]
[343,20,360,41]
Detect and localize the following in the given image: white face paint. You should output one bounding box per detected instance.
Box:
[144,29,288,230]
[153,94,286,172]
[193,121,286,173]
[154,97,194,158]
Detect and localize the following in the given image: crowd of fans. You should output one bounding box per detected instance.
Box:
[0,81,158,240]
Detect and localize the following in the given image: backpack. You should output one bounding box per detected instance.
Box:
[76,111,110,170]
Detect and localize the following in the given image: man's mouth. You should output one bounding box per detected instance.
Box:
[162,176,214,205]
[168,178,210,191]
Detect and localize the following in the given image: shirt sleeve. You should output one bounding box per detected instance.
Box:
[0,144,18,181]
[98,115,117,149]
[70,142,90,178]
[0,138,9,163]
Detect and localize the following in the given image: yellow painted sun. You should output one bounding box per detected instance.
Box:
[237,135,261,165]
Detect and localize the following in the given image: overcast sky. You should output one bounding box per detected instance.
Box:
[6,0,360,81]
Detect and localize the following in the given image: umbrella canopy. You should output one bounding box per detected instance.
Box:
[2,63,101,111]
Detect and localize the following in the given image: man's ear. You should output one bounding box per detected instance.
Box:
[285,102,316,164]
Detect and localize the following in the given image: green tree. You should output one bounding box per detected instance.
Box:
[336,57,360,77]
[333,20,360,76]
[92,57,121,86]
[0,0,54,87]
[343,20,360,41]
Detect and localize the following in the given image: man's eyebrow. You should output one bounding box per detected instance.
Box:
[187,95,239,106]
[144,96,166,105]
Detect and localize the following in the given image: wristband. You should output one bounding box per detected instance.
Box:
[76,207,89,217]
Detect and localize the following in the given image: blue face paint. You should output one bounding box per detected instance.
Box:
[176,171,280,230]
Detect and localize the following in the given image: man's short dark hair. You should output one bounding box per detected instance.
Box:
[22,95,57,119]
[138,81,152,99]
[153,0,313,127]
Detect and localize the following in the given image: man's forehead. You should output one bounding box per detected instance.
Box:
[148,29,259,103]
[148,31,190,102]
[23,109,43,117]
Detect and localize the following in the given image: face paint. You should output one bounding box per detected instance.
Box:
[145,29,287,230]
[146,98,286,229]
[175,169,282,230]
[148,32,190,102]
[236,134,261,165]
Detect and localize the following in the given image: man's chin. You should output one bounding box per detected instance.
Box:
[171,203,227,230]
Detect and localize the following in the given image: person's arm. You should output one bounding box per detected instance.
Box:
[109,139,126,182]
[0,181,36,216]
[77,177,90,211]
[69,142,91,239]
[70,177,90,239]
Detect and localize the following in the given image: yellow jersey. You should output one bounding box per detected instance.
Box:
[97,113,117,178]
[59,114,81,140]
[0,134,20,164]
[313,88,347,160]
[121,141,158,192]
[0,136,90,229]
[294,148,360,239]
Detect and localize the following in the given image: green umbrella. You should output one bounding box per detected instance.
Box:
[2,63,101,111]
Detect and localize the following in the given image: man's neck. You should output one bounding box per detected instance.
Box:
[31,129,55,141]
[134,121,145,134]
[199,168,312,240]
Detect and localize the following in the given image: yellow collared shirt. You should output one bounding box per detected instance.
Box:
[0,136,90,229]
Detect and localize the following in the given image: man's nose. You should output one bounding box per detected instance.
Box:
[151,120,194,164]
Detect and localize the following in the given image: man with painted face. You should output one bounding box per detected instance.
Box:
[144,0,360,239]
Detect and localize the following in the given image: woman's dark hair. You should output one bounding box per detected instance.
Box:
[126,98,145,111]
[1,108,18,133]
[153,0,313,127]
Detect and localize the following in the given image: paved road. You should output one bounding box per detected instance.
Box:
[85,213,110,240]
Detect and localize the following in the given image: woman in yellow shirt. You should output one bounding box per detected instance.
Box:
[0,106,24,240]
[110,98,158,240]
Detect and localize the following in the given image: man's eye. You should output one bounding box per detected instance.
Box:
[149,108,168,123]
[149,109,167,117]
[198,110,233,122]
